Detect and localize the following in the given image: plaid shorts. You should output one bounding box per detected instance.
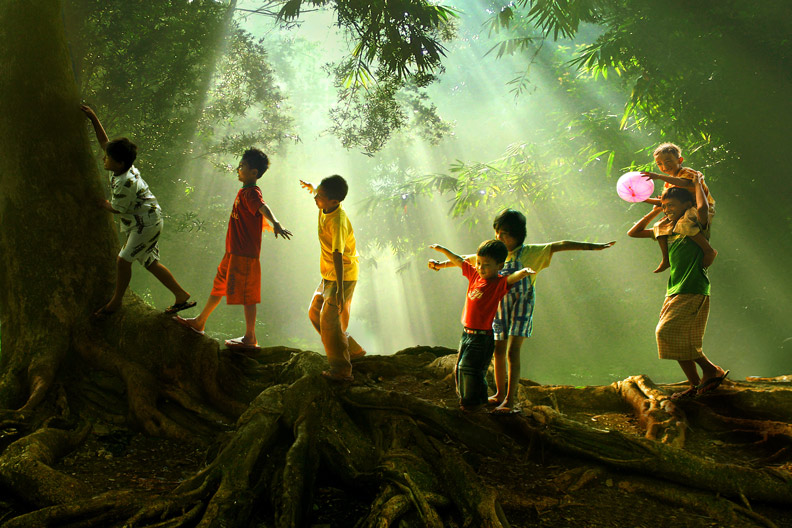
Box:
[656,294,710,361]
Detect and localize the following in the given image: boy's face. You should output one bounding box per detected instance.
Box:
[314,185,340,212]
[661,196,691,223]
[654,152,683,176]
[494,229,520,252]
[237,159,259,184]
[476,255,504,280]
[103,153,125,173]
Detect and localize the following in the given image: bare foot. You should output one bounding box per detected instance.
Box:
[347,334,367,360]
[487,396,503,407]
[702,248,718,268]
[653,260,670,273]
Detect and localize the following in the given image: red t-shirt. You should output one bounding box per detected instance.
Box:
[460,261,511,330]
[225,185,266,258]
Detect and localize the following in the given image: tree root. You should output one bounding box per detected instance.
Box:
[0,424,92,508]
[619,479,779,528]
[615,375,688,447]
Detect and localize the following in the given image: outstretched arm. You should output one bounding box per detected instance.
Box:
[428,253,475,271]
[506,267,536,285]
[693,173,710,227]
[299,180,315,194]
[428,244,463,269]
[80,105,109,150]
[641,171,694,188]
[549,240,616,253]
[258,203,292,239]
[627,205,664,238]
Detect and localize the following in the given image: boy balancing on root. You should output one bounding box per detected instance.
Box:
[174,149,292,349]
[642,142,717,273]
[300,175,365,382]
[430,209,615,414]
[81,105,195,317]
[429,240,534,412]
[628,180,728,400]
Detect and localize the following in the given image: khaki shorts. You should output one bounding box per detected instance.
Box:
[317,279,356,307]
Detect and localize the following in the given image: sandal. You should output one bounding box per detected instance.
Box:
[697,370,730,396]
[225,337,260,350]
[164,300,197,314]
[172,316,205,336]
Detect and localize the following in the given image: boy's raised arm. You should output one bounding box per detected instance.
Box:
[627,205,663,238]
[641,171,694,188]
[258,203,292,239]
[428,253,475,271]
[506,267,536,285]
[550,240,616,253]
[428,244,464,269]
[299,180,315,194]
[693,173,710,227]
[80,105,109,150]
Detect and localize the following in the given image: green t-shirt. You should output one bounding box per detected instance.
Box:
[667,234,710,296]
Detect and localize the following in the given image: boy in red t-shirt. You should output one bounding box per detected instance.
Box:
[429,240,534,411]
[174,149,291,348]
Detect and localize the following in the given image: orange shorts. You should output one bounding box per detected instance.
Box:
[211,253,260,305]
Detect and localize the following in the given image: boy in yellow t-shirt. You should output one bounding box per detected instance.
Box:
[300,175,363,382]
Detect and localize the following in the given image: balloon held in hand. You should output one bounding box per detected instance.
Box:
[616,171,655,202]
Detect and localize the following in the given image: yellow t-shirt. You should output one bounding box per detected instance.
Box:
[514,243,554,286]
[318,205,359,281]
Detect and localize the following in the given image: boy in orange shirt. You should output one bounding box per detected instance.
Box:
[175,149,291,348]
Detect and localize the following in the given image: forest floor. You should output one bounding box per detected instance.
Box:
[3,366,791,527]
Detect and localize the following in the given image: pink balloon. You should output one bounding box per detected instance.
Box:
[616,171,655,202]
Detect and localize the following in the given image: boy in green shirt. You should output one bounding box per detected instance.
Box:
[628,175,728,399]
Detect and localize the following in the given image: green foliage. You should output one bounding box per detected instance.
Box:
[66,0,294,187]
[326,63,452,155]
[278,0,458,79]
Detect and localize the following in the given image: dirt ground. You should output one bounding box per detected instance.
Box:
[3,371,791,527]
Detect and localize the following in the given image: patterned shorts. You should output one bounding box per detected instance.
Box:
[119,221,161,267]
[492,288,535,341]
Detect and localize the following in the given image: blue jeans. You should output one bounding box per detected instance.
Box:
[455,332,495,407]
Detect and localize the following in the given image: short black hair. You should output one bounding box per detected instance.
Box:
[492,209,527,245]
[106,138,137,172]
[662,186,694,205]
[477,239,508,264]
[319,174,348,201]
[242,148,269,179]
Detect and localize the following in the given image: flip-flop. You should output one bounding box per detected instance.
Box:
[164,301,197,314]
[669,387,697,401]
[697,370,730,396]
[172,315,205,336]
[225,337,260,350]
[321,370,354,382]
[491,405,521,415]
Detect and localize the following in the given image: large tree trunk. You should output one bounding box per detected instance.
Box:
[0,0,118,413]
